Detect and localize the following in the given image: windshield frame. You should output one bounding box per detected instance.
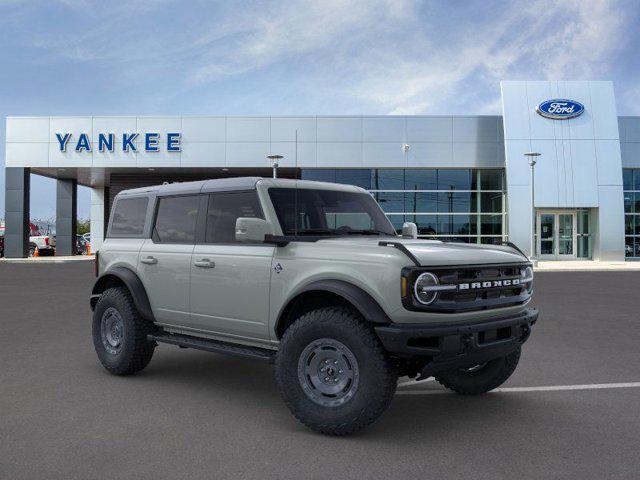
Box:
[267,186,397,238]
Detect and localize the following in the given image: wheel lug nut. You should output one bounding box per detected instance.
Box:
[338,370,343,374]
[324,377,330,381]
[334,360,338,364]
[320,367,325,372]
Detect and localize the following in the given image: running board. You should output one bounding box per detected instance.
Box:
[147,332,276,364]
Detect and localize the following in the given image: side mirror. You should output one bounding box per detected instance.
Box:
[235,217,271,243]
[401,222,418,239]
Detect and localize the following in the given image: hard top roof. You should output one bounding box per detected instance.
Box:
[115,177,363,198]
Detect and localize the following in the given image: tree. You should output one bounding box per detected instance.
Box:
[77,219,91,236]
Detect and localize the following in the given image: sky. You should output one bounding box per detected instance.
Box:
[1,0,639,220]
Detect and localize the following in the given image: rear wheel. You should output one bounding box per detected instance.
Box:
[92,287,156,375]
[275,307,397,436]
[434,348,521,395]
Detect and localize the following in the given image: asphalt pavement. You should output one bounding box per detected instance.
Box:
[1,263,639,479]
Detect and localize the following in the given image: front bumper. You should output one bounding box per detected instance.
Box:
[375,308,538,378]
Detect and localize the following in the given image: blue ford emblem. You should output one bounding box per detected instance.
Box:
[536,99,584,120]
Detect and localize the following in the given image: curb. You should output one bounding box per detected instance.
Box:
[0,256,94,264]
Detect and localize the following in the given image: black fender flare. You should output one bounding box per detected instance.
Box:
[276,279,391,336]
[90,266,155,321]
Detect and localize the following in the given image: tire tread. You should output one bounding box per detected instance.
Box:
[275,307,396,436]
[93,287,155,376]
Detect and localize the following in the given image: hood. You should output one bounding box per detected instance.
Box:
[317,237,528,266]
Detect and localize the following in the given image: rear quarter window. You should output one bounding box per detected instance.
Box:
[109,197,149,237]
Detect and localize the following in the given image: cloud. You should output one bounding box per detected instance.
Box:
[8,0,635,114]
[187,0,416,85]
[349,0,630,114]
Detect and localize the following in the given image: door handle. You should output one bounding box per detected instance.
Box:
[140,256,158,265]
[194,259,215,268]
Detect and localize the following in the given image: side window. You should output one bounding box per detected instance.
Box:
[153,195,200,244]
[205,191,263,244]
[109,197,149,237]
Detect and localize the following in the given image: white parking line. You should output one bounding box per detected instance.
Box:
[396,382,640,395]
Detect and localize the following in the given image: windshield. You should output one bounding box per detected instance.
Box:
[268,187,396,236]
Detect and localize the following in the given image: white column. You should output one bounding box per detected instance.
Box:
[90,187,105,253]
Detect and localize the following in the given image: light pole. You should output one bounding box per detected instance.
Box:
[267,155,283,179]
[525,152,541,263]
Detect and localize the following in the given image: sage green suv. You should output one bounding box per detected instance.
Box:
[91,177,537,435]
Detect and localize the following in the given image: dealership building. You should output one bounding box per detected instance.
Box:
[4,80,640,260]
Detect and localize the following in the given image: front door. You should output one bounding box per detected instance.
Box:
[189,191,274,340]
[536,210,577,260]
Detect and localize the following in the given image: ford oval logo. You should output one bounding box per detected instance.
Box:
[536,99,584,120]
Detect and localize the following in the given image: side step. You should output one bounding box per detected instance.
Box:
[148,332,276,364]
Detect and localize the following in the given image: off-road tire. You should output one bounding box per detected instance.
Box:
[275,307,397,436]
[434,347,521,395]
[92,287,156,375]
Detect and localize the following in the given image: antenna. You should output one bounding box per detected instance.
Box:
[294,129,298,237]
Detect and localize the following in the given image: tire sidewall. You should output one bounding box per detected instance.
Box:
[92,288,141,371]
[435,348,521,394]
[276,309,396,429]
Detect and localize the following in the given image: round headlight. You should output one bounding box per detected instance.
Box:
[414,272,439,305]
[521,266,534,293]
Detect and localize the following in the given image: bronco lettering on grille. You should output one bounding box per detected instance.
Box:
[458,278,520,290]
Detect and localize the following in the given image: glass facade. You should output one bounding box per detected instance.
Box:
[301,169,507,243]
[623,169,640,258]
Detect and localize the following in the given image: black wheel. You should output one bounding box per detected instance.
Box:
[92,287,156,375]
[275,307,397,436]
[434,348,521,395]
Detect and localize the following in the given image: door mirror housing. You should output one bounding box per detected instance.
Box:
[235,217,271,243]
[401,222,418,239]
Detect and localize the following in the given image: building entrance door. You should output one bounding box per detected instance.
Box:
[536,210,577,260]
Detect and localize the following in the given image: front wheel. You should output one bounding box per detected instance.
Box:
[92,287,156,375]
[434,348,521,395]
[275,307,397,436]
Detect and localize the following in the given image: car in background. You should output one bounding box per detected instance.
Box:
[29,223,55,256]
[76,235,89,255]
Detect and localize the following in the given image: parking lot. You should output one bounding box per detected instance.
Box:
[1,262,639,480]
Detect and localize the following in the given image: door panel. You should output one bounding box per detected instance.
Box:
[189,245,274,338]
[138,239,194,325]
[137,194,201,326]
[188,191,274,340]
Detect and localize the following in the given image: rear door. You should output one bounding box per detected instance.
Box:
[189,191,274,340]
[138,194,200,326]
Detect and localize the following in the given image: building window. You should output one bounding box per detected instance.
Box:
[300,168,507,244]
[623,169,640,258]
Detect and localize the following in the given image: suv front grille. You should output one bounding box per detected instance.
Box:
[402,263,532,313]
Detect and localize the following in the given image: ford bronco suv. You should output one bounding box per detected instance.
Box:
[91,177,537,435]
